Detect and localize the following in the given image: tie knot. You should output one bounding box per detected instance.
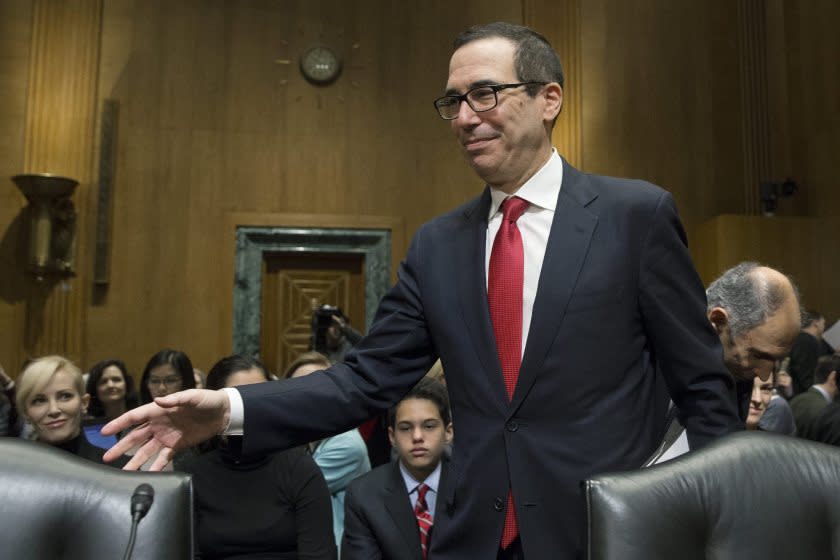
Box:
[500,196,529,223]
[416,483,430,501]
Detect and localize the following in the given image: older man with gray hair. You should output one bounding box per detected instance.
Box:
[706,262,801,382]
[653,262,801,462]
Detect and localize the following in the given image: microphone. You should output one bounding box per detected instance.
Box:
[123,483,155,560]
[130,483,155,521]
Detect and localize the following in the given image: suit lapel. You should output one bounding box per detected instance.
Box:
[384,462,422,557]
[454,188,510,408]
[511,162,599,412]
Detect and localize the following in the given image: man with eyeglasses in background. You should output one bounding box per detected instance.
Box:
[104,22,740,559]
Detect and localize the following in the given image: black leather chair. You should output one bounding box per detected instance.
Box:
[584,431,840,559]
[0,438,193,560]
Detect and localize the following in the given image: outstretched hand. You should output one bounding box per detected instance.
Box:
[101,389,231,471]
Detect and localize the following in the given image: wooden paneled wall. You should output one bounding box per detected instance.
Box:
[0,0,837,377]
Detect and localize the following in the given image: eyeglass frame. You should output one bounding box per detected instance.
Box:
[147,375,183,387]
[433,81,549,120]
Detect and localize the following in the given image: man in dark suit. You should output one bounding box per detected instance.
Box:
[342,378,452,560]
[105,22,740,558]
[791,354,840,439]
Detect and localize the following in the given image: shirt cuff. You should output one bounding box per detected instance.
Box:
[221,387,244,435]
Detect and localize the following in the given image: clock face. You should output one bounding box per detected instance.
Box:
[300,46,342,85]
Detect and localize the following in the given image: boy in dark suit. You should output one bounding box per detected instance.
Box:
[342,378,452,560]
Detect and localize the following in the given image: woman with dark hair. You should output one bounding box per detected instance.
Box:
[139,349,195,405]
[85,359,138,423]
[180,354,336,560]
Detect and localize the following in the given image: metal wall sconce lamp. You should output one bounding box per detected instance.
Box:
[12,173,78,281]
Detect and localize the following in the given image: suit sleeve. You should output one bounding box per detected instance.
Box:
[340,480,384,560]
[638,191,741,449]
[238,228,437,457]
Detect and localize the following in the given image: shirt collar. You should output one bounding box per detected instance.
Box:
[813,385,832,402]
[399,460,442,495]
[488,148,564,219]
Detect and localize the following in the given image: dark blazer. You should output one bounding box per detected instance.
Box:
[341,460,449,560]
[791,387,832,440]
[238,160,740,559]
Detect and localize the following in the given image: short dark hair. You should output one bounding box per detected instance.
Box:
[283,351,331,379]
[206,354,270,390]
[388,377,451,428]
[453,22,564,95]
[139,349,196,404]
[801,309,824,329]
[85,359,137,418]
[706,262,799,337]
[814,355,840,385]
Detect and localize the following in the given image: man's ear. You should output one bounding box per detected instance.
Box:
[708,307,729,334]
[542,83,563,121]
[444,422,454,445]
[387,426,396,447]
[829,370,837,387]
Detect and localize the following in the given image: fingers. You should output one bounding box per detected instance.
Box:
[103,422,150,463]
[101,402,163,435]
[123,437,165,471]
[149,446,175,471]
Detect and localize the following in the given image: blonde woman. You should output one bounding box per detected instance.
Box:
[17,355,126,466]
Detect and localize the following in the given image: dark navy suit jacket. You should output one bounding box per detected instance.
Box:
[238,160,740,559]
[341,460,450,560]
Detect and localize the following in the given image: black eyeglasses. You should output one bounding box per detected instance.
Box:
[433,82,548,120]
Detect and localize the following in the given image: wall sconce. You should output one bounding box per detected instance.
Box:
[12,173,78,280]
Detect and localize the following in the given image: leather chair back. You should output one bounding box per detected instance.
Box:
[584,431,840,559]
[0,438,193,560]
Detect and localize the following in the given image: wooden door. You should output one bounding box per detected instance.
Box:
[261,252,366,376]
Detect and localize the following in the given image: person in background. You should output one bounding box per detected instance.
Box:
[17,355,126,466]
[193,368,206,390]
[343,378,453,560]
[0,362,19,437]
[85,359,138,423]
[746,373,774,430]
[181,354,336,560]
[790,354,840,440]
[140,348,196,404]
[787,310,827,396]
[285,352,370,552]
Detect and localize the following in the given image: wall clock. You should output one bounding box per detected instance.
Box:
[299,46,342,85]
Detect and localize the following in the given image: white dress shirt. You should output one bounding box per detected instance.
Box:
[485,149,563,356]
[399,460,442,519]
[224,149,564,434]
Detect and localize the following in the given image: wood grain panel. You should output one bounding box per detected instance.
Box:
[20,0,102,363]
[580,0,747,238]
[694,215,840,320]
[0,0,33,377]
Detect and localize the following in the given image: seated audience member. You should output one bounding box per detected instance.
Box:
[758,388,797,436]
[85,359,138,423]
[342,378,453,560]
[285,352,371,551]
[140,349,197,469]
[787,309,827,396]
[790,354,840,440]
[16,355,127,466]
[140,348,196,404]
[193,368,206,390]
[746,374,774,430]
[0,362,19,436]
[181,355,336,560]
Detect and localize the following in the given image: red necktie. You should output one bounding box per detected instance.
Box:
[488,196,529,549]
[415,483,433,559]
